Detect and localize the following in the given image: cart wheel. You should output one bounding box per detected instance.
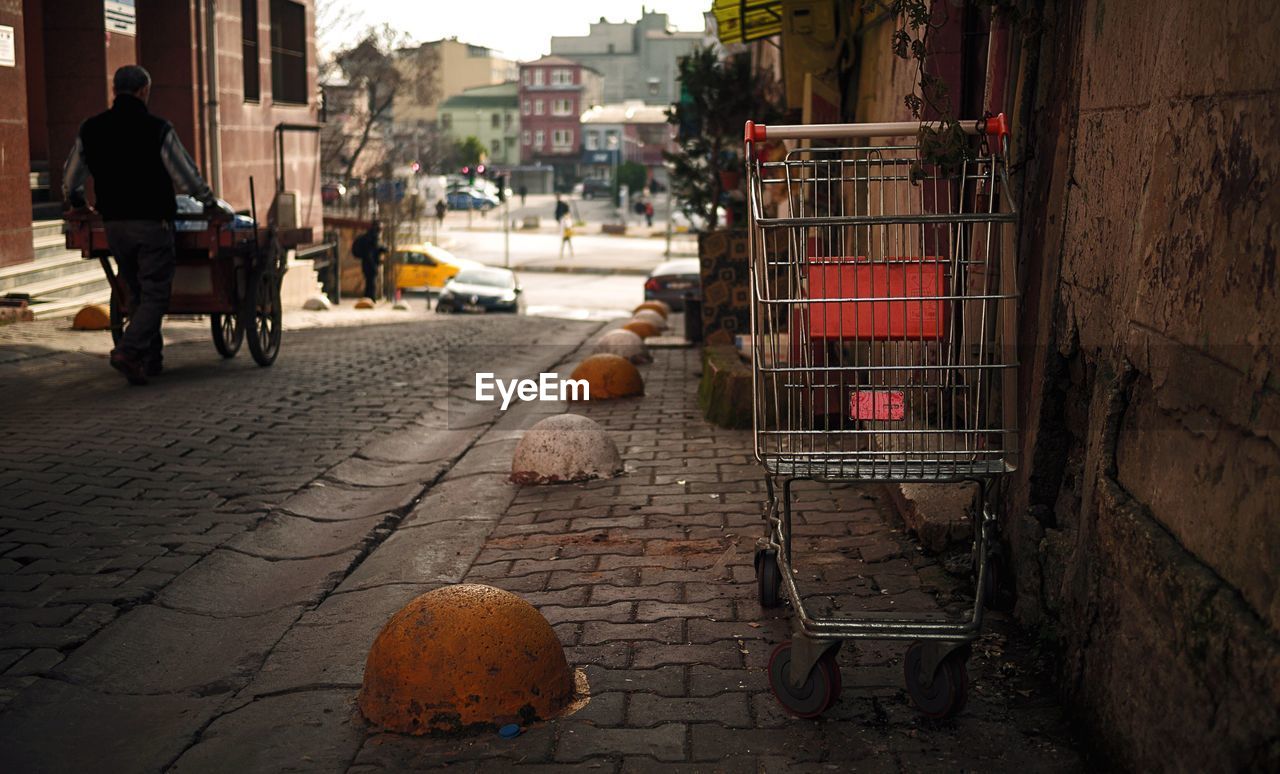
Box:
[108,291,125,346]
[768,642,841,718]
[903,642,969,719]
[243,269,282,366]
[754,548,783,608]
[210,313,243,358]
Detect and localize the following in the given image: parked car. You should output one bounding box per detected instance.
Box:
[447,190,499,211]
[436,267,524,314]
[581,178,612,200]
[393,243,480,293]
[644,258,701,312]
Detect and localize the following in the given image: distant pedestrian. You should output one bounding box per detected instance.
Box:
[435,198,447,225]
[352,221,387,301]
[555,194,574,259]
[518,184,528,206]
[644,199,655,227]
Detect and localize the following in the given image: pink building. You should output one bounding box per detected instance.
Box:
[517,55,601,189]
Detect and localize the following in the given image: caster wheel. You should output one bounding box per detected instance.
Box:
[768,642,841,718]
[754,548,782,608]
[903,642,969,719]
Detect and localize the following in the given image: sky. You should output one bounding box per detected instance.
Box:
[317,0,709,61]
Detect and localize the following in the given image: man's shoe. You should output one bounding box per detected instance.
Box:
[109,350,149,385]
[144,360,163,377]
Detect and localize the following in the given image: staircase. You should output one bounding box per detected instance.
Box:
[0,220,111,320]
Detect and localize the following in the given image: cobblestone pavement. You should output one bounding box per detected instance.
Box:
[0,315,594,711]
[0,322,1085,772]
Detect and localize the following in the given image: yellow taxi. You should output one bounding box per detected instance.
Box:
[393,243,479,292]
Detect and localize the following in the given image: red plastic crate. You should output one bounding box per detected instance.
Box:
[806,257,947,341]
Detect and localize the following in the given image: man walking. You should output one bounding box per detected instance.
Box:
[63,65,220,385]
[352,221,388,301]
[554,194,574,259]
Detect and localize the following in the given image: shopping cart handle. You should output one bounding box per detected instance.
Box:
[744,114,1011,145]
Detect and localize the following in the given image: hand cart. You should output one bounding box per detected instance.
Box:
[744,115,1018,719]
[65,181,312,367]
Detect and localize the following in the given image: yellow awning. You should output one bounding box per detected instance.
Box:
[711,0,783,44]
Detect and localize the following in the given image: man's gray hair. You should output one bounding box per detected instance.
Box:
[113,65,152,95]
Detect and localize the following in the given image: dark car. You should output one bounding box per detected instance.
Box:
[581,178,612,199]
[644,258,701,312]
[436,266,524,314]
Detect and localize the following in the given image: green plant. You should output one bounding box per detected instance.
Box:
[665,46,780,230]
[454,136,487,168]
[617,161,649,195]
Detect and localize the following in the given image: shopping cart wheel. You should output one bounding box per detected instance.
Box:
[903,642,969,719]
[768,641,840,718]
[754,548,783,608]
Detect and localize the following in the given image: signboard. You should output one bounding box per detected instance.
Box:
[0,26,14,68]
[105,0,137,36]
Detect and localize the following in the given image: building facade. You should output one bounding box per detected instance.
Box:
[549,8,700,105]
[517,56,601,188]
[2,0,322,268]
[393,38,517,127]
[437,82,520,168]
[579,101,673,186]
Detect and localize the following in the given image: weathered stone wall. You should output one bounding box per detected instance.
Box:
[846,0,1278,767]
[1006,0,1279,769]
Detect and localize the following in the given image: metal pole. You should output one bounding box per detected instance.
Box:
[503,198,510,268]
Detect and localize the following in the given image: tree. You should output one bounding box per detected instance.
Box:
[664,46,780,230]
[320,25,437,184]
[455,136,487,168]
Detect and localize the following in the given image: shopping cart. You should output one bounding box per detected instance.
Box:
[744,115,1018,719]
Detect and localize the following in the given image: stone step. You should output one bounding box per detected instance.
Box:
[31,219,64,241]
[10,265,109,302]
[30,287,112,320]
[0,251,90,293]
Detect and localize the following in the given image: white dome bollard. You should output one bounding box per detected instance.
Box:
[511,414,623,484]
[593,329,653,365]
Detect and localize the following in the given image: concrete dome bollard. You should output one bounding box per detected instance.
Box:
[358,584,575,735]
[511,413,623,484]
[569,353,644,399]
[302,294,332,311]
[592,329,652,365]
[72,304,112,331]
[622,320,660,339]
[355,297,375,309]
[631,309,667,331]
[634,301,671,319]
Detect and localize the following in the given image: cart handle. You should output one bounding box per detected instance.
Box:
[745,114,1009,145]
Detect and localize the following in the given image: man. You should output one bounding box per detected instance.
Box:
[352,221,387,301]
[64,65,220,385]
[517,184,528,207]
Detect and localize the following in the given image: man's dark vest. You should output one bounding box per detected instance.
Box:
[79,95,177,221]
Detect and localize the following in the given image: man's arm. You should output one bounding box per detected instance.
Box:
[62,135,90,209]
[160,127,217,205]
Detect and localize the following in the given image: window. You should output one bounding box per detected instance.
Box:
[491,113,500,129]
[491,139,501,154]
[551,68,573,86]
[241,0,259,101]
[534,130,544,149]
[440,113,452,131]
[552,129,573,149]
[269,0,307,104]
[534,100,544,115]
[533,69,545,85]
[522,99,531,115]
[585,132,599,150]
[522,130,531,145]
[647,78,660,97]
[551,99,572,116]
[504,113,512,129]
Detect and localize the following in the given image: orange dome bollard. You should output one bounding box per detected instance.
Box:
[631,309,667,331]
[622,320,659,339]
[634,301,671,319]
[355,297,376,309]
[568,353,644,399]
[71,304,111,331]
[358,584,575,735]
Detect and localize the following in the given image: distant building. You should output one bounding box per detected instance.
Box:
[394,38,517,126]
[518,56,602,188]
[579,101,674,187]
[438,83,520,167]
[549,8,701,105]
